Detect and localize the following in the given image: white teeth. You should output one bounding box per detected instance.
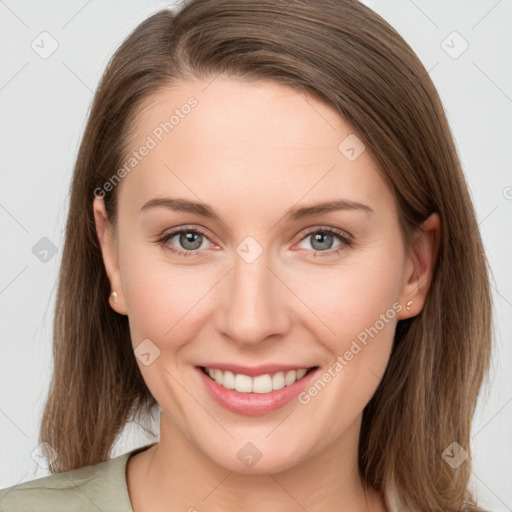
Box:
[222,370,235,389]
[252,374,273,393]
[213,369,223,385]
[272,372,285,390]
[234,374,252,393]
[284,370,297,386]
[204,367,311,394]
[296,368,307,379]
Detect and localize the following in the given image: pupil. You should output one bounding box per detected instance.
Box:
[180,232,202,250]
[312,232,332,250]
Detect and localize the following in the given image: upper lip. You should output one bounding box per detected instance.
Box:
[197,363,317,377]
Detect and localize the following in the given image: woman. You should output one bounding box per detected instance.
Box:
[0,0,492,511]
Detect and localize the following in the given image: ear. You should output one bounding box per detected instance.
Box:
[93,197,127,315]
[397,212,440,320]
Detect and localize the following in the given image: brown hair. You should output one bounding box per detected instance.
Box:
[40,1,492,510]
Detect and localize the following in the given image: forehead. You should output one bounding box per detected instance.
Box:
[117,76,392,217]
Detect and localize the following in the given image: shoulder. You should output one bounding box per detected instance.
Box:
[0,451,134,512]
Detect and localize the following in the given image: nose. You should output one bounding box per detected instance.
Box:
[215,245,293,347]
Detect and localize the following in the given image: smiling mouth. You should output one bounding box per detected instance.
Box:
[199,366,318,394]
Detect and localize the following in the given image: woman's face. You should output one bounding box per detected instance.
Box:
[94,76,434,473]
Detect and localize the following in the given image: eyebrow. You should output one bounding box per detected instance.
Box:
[140,197,374,220]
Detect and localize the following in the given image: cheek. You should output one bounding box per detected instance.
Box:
[118,246,212,412]
[290,243,405,416]
[120,242,180,343]
[293,257,403,423]
[125,272,196,346]
[120,241,220,353]
[295,244,405,345]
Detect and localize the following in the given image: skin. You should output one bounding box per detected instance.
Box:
[93,76,440,512]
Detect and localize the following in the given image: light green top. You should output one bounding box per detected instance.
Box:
[0,442,409,511]
[0,443,157,512]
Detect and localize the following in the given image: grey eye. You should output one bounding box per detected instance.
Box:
[309,232,335,251]
[171,231,205,251]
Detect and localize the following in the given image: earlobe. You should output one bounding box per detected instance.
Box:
[92,197,128,315]
[398,212,441,319]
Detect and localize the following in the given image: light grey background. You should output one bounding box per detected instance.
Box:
[1,0,511,510]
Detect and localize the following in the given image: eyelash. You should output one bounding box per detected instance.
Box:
[156,225,354,259]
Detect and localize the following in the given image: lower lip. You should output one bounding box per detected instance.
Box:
[196,366,319,416]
